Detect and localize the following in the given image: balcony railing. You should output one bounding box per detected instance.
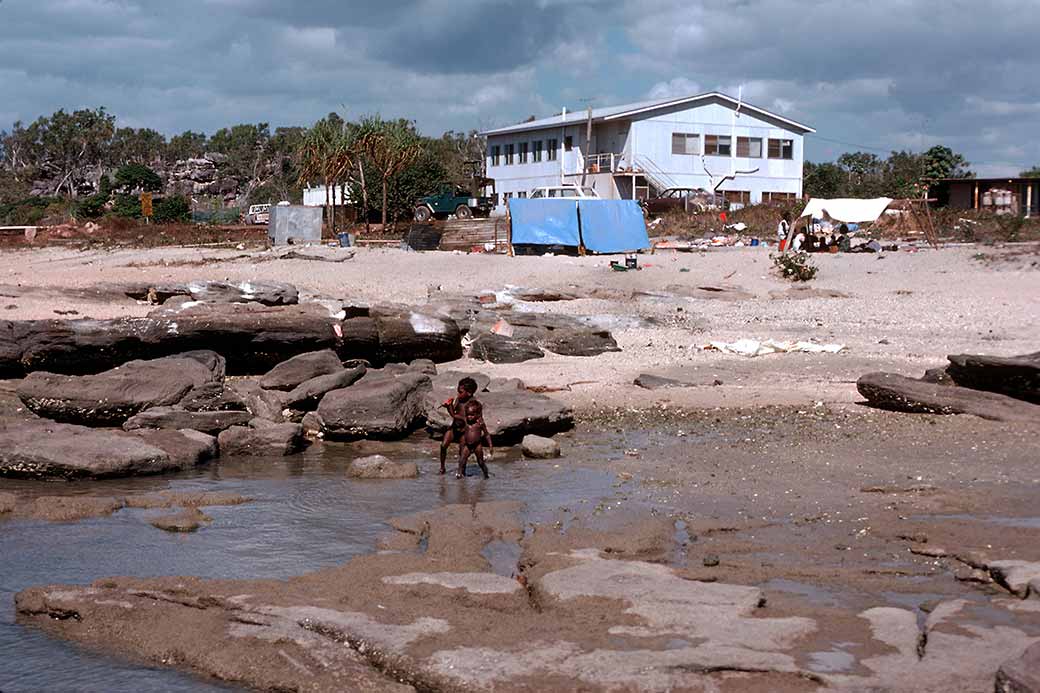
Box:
[584,152,634,174]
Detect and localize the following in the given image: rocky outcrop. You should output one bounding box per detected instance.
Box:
[260,350,344,391]
[997,642,1040,693]
[119,281,299,306]
[285,365,367,411]
[467,312,619,363]
[123,406,252,435]
[0,303,463,377]
[945,352,1040,404]
[425,378,573,444]
[217,419,305,456]
[17,351,224,426]
[346,455,419,479]
[469,334,545,363]
[0,418,213,479]
[319,372,432,440]
[857,372,1040,423]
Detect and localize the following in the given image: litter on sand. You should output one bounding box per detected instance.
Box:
[701,339,847,357]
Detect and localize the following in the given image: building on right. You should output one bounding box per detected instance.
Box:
[931,177,1039,217]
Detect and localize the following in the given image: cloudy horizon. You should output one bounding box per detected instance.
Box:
[1,0,1037,176]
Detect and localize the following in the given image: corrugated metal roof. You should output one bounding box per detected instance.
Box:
[479,91,815,137]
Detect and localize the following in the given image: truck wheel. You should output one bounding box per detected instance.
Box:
[455,205,473,219]
[414,205,432,222]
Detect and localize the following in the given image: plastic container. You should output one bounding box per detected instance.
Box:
[625,255,638,269]
[778,239,788,252]
[750,238,760,246]
[337,232,352,247]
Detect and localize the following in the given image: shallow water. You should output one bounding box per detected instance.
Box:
[0,440,625,692]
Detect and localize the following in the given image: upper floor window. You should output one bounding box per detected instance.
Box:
[519,142,529,164]
[564,136,573,152]
[736,137,762,158]
[505,144,514,165]
[532,140,543,162]
[705,135,731,157]
[491,145,500,167]
[768,138,794,160]
[547,138,558,161]
[671,133,700,156]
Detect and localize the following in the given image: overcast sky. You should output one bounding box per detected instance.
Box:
[1,0,1036,175]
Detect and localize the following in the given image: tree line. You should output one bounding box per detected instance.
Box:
[802,146,977,200]
[0,107,483,228]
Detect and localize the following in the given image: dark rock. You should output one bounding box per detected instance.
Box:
[17,352,224,426]
[120,281,299,306]
[284,365,367,410]
[225,379,289,421]
[521,435,561,459]
[470,333,545,363]
[921,366,955,385]
[426,387,573,444]
[217,419,305,456]
[150,508,211,533]
[945,352,1040,404]
[369,310,464,364]
[260,350,344,391]
[179,381,249,412]
[703,554,720,567]
[856,372,1040,422]
[996,641,1040,693]
[300,411,324,436]
[542,329,620,357]
[434,371,492,393]
[318,372,432,440]
[0,491,15,513]
[346,454,419,479]
[123,407,252,435]
[127,429,219,469]
[634,374,722,390]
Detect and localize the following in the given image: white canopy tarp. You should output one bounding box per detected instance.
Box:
[800,197,893,223]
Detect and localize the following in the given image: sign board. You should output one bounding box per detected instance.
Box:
[140,192,153,218]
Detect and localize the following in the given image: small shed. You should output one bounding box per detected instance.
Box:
[268,205,322,245]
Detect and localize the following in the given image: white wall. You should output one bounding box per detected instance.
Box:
[486,98,806,212]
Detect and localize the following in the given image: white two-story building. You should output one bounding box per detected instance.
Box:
[480,91,814,214]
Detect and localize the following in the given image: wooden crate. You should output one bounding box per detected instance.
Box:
[438,218,509,253]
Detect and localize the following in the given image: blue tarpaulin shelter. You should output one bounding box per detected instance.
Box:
[507,199,580,247]
[508,198,650,254]
[577,200,650,254]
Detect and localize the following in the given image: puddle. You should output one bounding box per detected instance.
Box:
[0,440,626,693]
[761,579,844,608]
[808,646,857,673]
[481,539,522,577]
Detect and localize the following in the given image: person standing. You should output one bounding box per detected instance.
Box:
[777,212,791,251]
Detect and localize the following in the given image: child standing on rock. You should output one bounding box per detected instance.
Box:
[457,400,493,479]
[440,377,479,474]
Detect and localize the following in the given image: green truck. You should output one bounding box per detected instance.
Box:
[413,182,495,222]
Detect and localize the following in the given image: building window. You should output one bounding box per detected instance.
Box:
[768,138,794,160]
[505,144,514,165]
[519,142,528,164]
[764,191,796,202]
[564,136,573,152]
[547,138,558,161]
[704,135,731,156]
[517,191,527,198]
[491,146,500,167]
[671,133,700,156]
[723,190,750,204]
[533,140,542,162]
[503,192,513,200]
[736,137,762,158]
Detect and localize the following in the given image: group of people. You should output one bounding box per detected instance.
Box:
[438,377,493,479]
[776,213,852,253]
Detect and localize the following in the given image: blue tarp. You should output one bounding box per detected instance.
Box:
[577,200,650,254]
[508,199,580,247]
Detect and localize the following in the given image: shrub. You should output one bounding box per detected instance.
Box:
[114,163,162,192]
[772,251,818,281]
[75,193,109,219]
[113,193,142,219]
[152,195,191,223]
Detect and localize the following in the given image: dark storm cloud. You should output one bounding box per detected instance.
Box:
[1,0,1038,173]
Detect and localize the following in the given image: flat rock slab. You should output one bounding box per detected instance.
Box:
[123,406,252,435]
[260,349,344,391]
[857,371,1040,422]
[28,496,126,522]
[347,455,419,479]
[319,372,432,440]
[18,351,224,426]
[118,280,299,306]
[427,388,573,444]
[285,365,367,410]
[469,333,545,363]
[997,641,1040,693]
[634,373,722,390]
[0,418,208,479]
[149,508,211,533]
[217,420,304,456]
[946,351,1040,404]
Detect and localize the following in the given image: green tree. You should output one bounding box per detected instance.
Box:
[166,131,208,161]
[803,161,845,198]
[922,145,971,181]
[108,127,166,167]
[884,150,927,198]
[114,163,162,192]
[299,115,357,234]
[208,123,271,199]
[18,108,116,196]
[153,195,191,223]
[356,117,423,229]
